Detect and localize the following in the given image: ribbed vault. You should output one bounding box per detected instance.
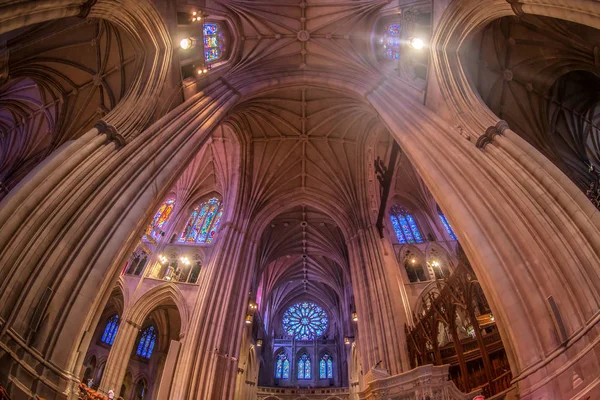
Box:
[256,204,348,333]
[0,16,142,191]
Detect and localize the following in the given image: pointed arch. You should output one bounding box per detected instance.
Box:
[319,352,334,379]
[274,347,290,380]
[127,283,190,336]
[389,204,423,244]
[296,350,312,380]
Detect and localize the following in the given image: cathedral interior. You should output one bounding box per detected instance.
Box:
[1,1,600,400]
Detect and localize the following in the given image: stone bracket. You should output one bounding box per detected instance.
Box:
[94,121,127,148]
[476,120,509,149]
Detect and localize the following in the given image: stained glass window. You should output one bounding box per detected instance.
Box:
[282,302,328,340]
[390,204,423,244]
[382,23,402,60]
[136,326,156,359]
[438,212,457,240]
[297,353,311,380]
[319,353,333,379]
[146,199,175,240]
[101,315,119,345]
[275,353,290,379]
[203,23,225,62]
[179,198,223,244]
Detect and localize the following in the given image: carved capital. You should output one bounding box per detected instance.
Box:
[94,121,127,148]
[476,120,508,149]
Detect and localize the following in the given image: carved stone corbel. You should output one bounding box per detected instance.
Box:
[94,121,127,148]
[476,120,509,149]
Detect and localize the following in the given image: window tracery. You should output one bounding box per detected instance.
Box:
[101,315,119,345]
[389,204,423,243]
[146,199,175,241]
[297,352,311,380]
[275,353,290,379]
[179,197,223,244]
[382,23,402,60]
[203,23,225,62]
[282,302,328,340]
[136,326,156,359]
[319,353,333,379]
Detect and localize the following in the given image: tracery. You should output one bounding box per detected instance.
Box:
[282,302,328,341]
[390,204,423,244]
[179,197,223,244]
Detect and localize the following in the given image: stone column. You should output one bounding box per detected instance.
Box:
[369,79,600,399]
[346,225,411,377]
[156,340,181,400]
[98,320,140,394]
[170,221,258,400]
[0,78,239,399]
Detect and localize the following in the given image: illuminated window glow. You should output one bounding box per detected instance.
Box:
[282,302,328,341]
[203,23,225,62]
[179,198,223,244]
[319,353,333,379]
[275,353,290,379]
[297,352,311,380]
[383,23,401,60]
[101,315,119,345]
[136,326,156,359]
[390,204,423,244]
[146,199,175,240]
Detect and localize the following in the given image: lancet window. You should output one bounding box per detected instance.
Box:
[146,199,175,241]
[136,326,156,359]
[438,206,457,240]
[297,353,311,380]
[383,23,401,60]
[100,315,119,345]
[319,353,333,379]
[389,204,423,244]
[203,23,225,62]
[179,197,223,244]
[275,353,290,379]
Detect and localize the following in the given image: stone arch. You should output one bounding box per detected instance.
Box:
[126,283,190,336]
[421,1,600,397]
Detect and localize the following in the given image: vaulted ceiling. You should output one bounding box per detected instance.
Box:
[0,17,142,191]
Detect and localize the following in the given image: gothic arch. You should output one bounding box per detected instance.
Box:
[127,282,190,335]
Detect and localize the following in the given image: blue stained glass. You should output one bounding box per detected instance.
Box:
[203,23,218,35]
[439,213,457,240]
[406,214,423,242]
[390,204,423,244]
[282,302,328,340]
[319,354,333,379]
[283,358,289,379]
[298,353,311,380]
[136,326,156,359]
[275,353,290,379]
[101,315,119,345]
[203,23,224,62]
